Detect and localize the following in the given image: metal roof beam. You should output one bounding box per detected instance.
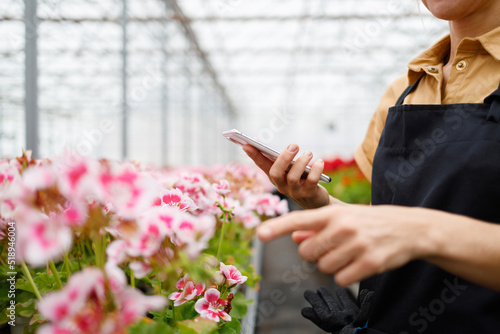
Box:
[0,13,432,23]
[161,0,238,117]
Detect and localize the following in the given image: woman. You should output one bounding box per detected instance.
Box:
[243,0,500,333]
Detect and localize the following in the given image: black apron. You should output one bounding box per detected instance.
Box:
[358,75,500,334]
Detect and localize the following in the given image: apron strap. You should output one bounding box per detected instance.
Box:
[484,81,500,122]
[395,75,424,106]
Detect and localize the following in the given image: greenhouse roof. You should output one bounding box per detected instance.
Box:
[0,0,448,165]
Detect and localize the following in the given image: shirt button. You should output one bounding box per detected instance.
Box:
[428,67,439,73]
[456,60,467,71]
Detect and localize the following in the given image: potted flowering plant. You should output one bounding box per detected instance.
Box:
[0,151,288,333]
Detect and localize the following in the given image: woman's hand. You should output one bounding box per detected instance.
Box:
[242,143,337,209]
[257,205,439,287]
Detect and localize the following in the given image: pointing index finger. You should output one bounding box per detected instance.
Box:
[257,207,332,241]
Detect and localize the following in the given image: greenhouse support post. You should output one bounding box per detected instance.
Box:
[121,0,128,160]
[25,0,39,158]
[160,20,168,166]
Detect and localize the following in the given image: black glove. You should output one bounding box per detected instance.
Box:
[301,286,374,334]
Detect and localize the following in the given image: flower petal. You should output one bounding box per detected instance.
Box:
[204,288,220,303]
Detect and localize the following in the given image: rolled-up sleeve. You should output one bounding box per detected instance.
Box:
[354,75,407,182]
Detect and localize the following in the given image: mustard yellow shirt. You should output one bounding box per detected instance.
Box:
[355,26,500,182]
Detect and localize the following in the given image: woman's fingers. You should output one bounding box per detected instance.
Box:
[268,144,299,190]
[334,255,378,287]
[242,144,274,175]
[287,151,313,191]
[257,206,333,241]
[315,242,362,276]
[291,230,317,244]
[305,159,325,187]
[243,143,325,208]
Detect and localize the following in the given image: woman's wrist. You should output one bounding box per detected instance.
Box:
[412,208,477,264]
[405,208,445,261]
[328,195,348,207]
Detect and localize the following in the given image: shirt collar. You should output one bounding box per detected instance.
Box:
[407,25,500,84]
[477,25,500,62]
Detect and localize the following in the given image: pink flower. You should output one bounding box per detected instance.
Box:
[128,260,152,279]
[62,201,87,227]
[275,198,289,215]
[38,268,104,323]
[106,240,128,266]
[99,163,159,220]
[21,165,57,191]
[172,214,215,259]
[126,207,172,258]
[233,204,261,229]
[168,274,205,306]
[16,211,73,266]
[217,262,248,286]
[194,288,231,322]
[38,267,167,333]
[155,188,197,212]
[212,179,230,196]
[174,173,215,213]
[246,193,289,217]
[37,324,75,334]
[117,288,167,326]
[55,153,102,203]
[105,263,128,294]
[0,160,20,187]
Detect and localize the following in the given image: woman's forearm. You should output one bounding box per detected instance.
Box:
[422,209,500,292]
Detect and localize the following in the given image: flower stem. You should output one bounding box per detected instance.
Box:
[94,238,101,268]
[94,235,107,269]
[216,196,227,261]
[0,242,7,265]
[171,300,176,322]
[216,219,227,261]
[130,269,135,288]
[101,235,107,267]
[64,252,72,277]
[48,261,63,289]
[21,262,42,301]
[156,271,162,295]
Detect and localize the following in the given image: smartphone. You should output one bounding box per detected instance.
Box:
[222,129,331,183]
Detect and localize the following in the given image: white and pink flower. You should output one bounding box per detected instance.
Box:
[216,262,248,286]
[128,260,153,279]
[99,163,159,220]
[0,160,20,188]
[175,173,215,214]
[245,193,289,217]
[194,288,231,322]
[212,179,230,196]
[168,274,205,306]
[15,211,73,266]
[172,213,216,259]
[38,267,167,333]
[154,188,197,212]
[125,206,176,258]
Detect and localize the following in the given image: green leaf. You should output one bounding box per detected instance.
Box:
[29,311,46,326]
[17,304,36,318]
[16,290,36,306]
[0,300,9,324]
[0,265,20,280]
[218,318,241,334]
[229,291,252,319]
[174,300,198,321]
[0,281,11,302]
[177,317,218,334]
[128,320,174,334]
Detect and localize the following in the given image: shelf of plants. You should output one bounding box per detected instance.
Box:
[0,151,289,333]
